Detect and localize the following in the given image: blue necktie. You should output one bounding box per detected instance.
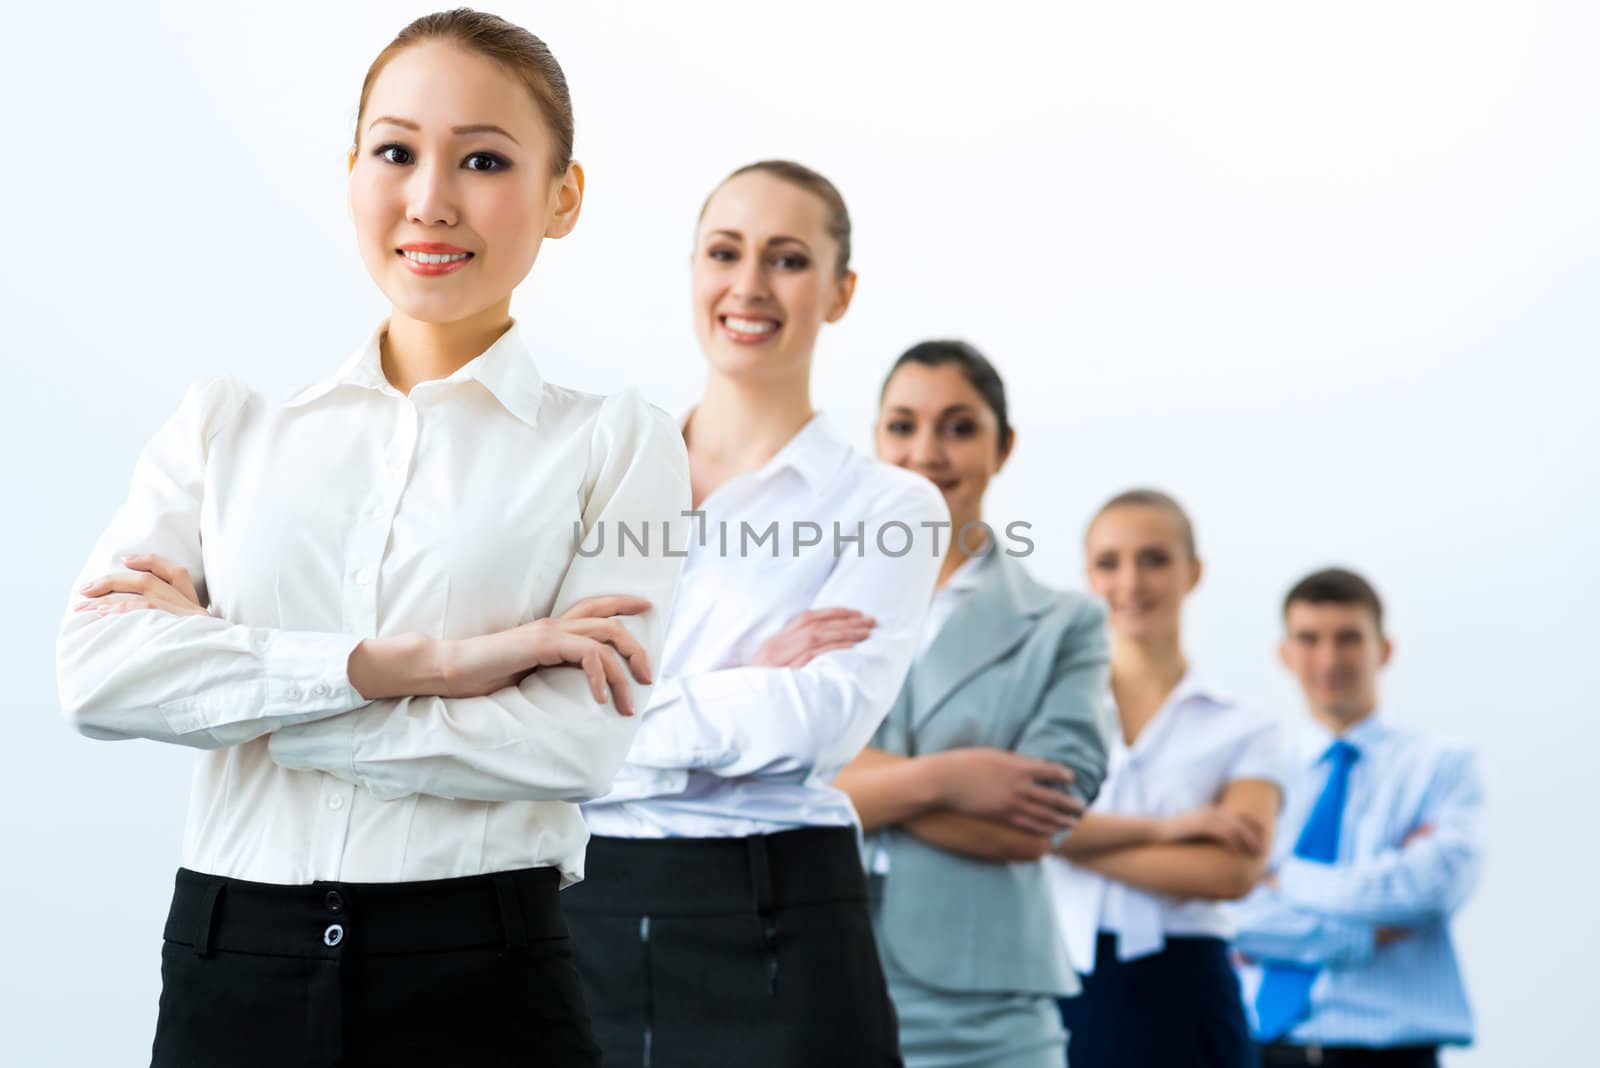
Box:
[1252,739,1360,1042]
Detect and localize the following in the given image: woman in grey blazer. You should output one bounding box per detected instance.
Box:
[836,341,1111,1068]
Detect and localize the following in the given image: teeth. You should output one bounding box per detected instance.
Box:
[402,250,471,264]
[724,316,777,334]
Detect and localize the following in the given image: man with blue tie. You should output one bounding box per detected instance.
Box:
[1236,568,1485,1068]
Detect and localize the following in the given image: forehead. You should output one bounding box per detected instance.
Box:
[366,41,544,136]
[699,172,831,243]
[1285,600,1378,632]
[1088,505,1186,549]
[882,363,989,414]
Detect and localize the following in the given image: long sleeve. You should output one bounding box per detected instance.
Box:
[55,377,371,748]
[621,476,948,780]
[267,390,691,804]
[1011,598,1111,844]
[1277,746,1485,925]
[1233,884,1377,967]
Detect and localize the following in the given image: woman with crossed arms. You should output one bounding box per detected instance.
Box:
[835,340,1112,1068]
[56,12,687,1065]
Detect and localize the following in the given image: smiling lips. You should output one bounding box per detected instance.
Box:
[719,313,781,344]
[397,242,475,277]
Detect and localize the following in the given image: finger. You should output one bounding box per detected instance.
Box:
[789,641,862,668]
[809,622,875,646]
[1021,759,1074,784]
[595,647,634,716]
[578,647,609,705]
[794,607,873,627]
[1016,799,1077,831]
[1024,784,1085,814]
[566,619,653,683]
[561,595,652,621]
[1009,811,1068,836]
[122,553,199,602]
[78,573,154,598]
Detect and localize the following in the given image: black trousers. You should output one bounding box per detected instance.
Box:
[1057,932,1254,1068]
[561,827,903,1068]
[1259,1043,1439,1067]
[150,865,599,1067]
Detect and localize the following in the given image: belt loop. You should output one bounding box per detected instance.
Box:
[746,836,774,915]
[193,879,223,959]
[493,872,529,952]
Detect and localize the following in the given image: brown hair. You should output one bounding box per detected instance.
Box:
[698,160,853,276]
[1089,488,1198,559]
[352,8,574,174]
[1284,567,1385,634]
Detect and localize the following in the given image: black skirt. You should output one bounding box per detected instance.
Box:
[561,826,904,1068]
[149,865,599,1067]
[1056,931,1254,1068]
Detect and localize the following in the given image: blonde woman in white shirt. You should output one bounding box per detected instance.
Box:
[1048,489,1288,1068]
[567,161,948,1067]
[56,11,688,1067]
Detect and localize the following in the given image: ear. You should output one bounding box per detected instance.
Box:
[1187,555,1205,593]
[995,426,1018,473]
[1378,635,1394,668]
[1277,636,1293,671]
[347,145,357,174]
[545,161,585,239]
[823,269,858,323]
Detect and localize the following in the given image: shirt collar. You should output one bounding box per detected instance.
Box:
[285,318,544,428]
[677,407,851,493]
[943,539,994,594]
[1298,709,1388,766]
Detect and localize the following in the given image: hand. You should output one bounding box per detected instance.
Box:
[1402,822,1434,848]
[928,748,1083,835]
[437,595,654,714]
[750,607,875,668]
[1160,805,1268,857]
[74,553,207,618]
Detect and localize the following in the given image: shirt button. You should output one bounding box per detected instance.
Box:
[326,794,345,811]
[324,890,345,914]
[323,924,344,947]
[354,569,373,586]
[311,681,330,698]
[285,684,303,700]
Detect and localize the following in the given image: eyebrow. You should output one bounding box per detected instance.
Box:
[706,229,813,251]
[367,116,520,145]
[886,404,979,416]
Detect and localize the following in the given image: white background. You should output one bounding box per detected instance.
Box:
[2,1,1594,1063]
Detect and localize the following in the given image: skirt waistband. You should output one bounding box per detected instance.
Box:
[562,826,867,915]
[163,865,564,959]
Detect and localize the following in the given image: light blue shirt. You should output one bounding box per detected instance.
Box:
[1234,713,1485,1048]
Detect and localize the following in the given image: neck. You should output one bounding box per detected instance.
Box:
[1110,632,1188,699]
[381,300,514,395]
[1309,699,1378,737]
[687,369,816,475]
[937,502,987,589]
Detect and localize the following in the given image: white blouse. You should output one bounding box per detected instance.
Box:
[1047,671,1290,973]
[55,318,690,886]
[583,412,949,839]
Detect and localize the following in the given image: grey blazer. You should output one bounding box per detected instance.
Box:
[870,549,1110,997]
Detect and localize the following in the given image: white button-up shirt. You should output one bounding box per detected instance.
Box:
[1048,671,1290,973]
[582,412,949,838]
[55,319,690,887]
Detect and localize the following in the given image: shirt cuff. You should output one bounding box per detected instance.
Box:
[268,709,359,784]
[159,629,368,736]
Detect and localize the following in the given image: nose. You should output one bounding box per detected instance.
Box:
[730,254,771,304]
[909,429,947,471]
[405,159,458,228]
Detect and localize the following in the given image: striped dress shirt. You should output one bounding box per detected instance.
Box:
[1233,713,1485,1048]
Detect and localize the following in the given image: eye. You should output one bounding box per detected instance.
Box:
[883,419,915,435]
[772,253,810,270]
[374,142,413,165]
[1092,555,1117,571]
[1137,549,1172,569]
[944,419,978,438]
[464,151,510,173]
[707,246,738,263]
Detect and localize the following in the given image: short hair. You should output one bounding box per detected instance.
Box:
[1283,567,1385,633]
[1089,488,1197,559]
[881,339,1012,455]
